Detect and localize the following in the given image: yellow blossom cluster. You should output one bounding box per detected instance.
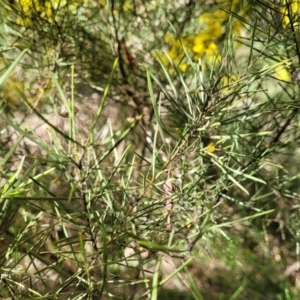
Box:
[10,0,86,26]
[162,0,249,72]
[281,0,300,27]
[270,1,300,82]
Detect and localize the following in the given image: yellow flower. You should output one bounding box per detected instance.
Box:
[163,0,249,72]
[12,0,86,25]
[273,66,291,82]
[281,1,299,27]
[100,0,107,6]
[207,143,216,153]
[193,35,206,55]
[123,0,133,11]
[185,221,193,228]
[179,63,188,72]
[206,42,221,62]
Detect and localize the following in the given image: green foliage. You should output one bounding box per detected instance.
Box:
[1,1,300,299]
